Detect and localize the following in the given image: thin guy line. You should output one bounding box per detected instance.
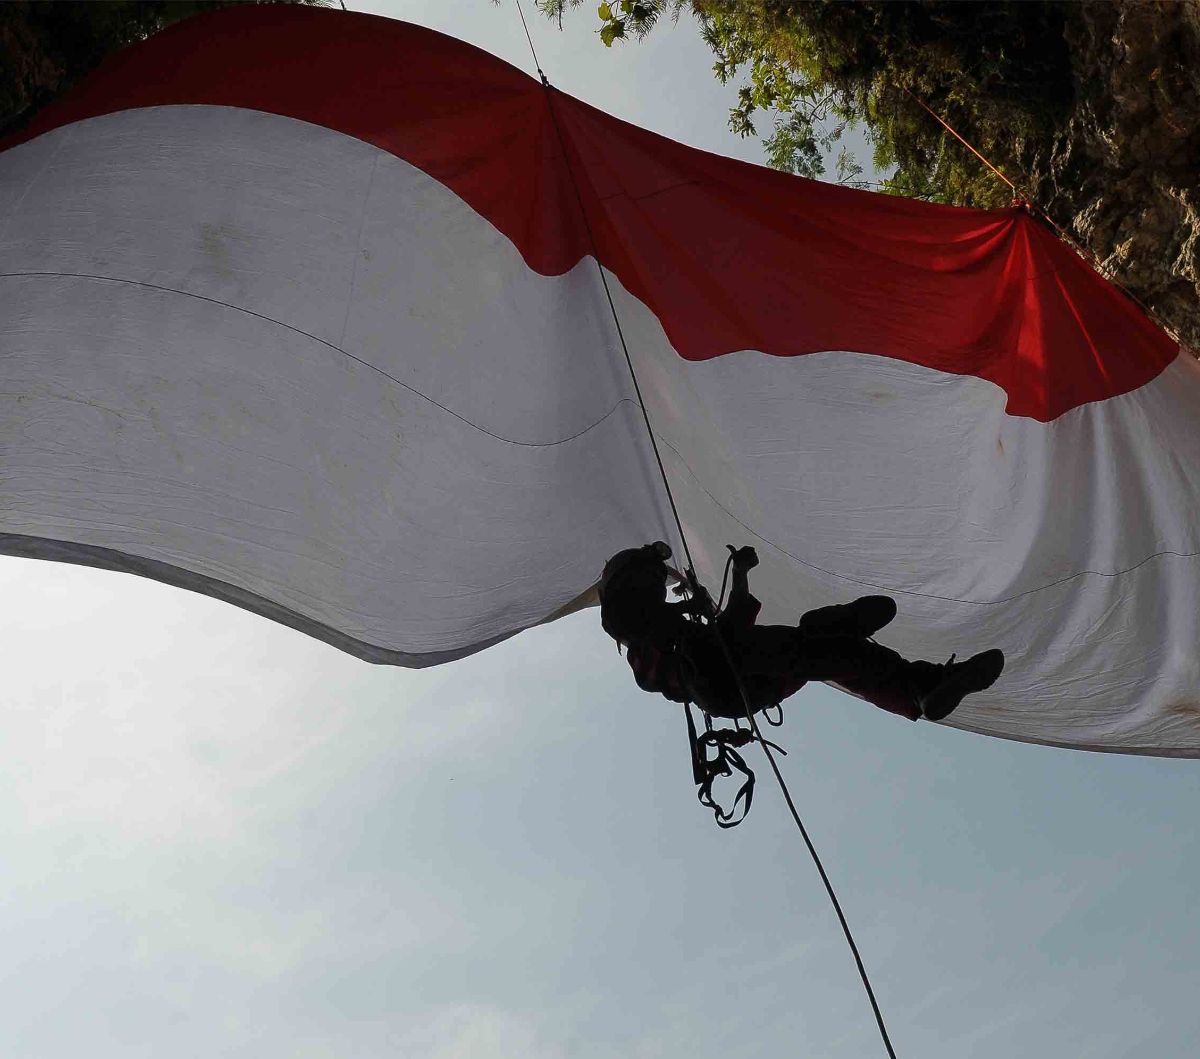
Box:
[903,87,1018,195]
[904,86,1190,353]
[0,270,636,449]
[512,0,547,80]
[511,6,898,1056]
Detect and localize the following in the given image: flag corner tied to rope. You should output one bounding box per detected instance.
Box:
[1,4,1195,756]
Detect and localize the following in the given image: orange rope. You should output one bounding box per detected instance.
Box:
[903,87,1021,199]
[903,86,1190,354]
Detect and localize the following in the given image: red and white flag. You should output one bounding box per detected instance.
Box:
[1,6,1194,754]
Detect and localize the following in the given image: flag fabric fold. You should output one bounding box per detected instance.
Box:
[1,6,1195,754]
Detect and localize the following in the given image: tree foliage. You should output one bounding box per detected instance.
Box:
[536,1,1075,204]
[0,0,330,138]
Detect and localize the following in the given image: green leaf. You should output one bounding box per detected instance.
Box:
[598,2,611,20]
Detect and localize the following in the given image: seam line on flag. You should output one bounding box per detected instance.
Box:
[0,271,638,448]
[653,431,1200,607]
[598,178,702,204]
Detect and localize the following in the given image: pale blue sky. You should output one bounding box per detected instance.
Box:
[2,3,1198,1057]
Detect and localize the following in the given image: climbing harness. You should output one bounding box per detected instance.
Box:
[673,555,788,827]
[689,706,756,828]
[685,701,789,828]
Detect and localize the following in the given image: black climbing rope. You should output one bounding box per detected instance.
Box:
[511,5,900,1055]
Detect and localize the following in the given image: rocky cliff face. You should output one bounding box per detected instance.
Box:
[1025,1,1199,350]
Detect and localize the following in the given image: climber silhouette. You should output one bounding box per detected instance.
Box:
[598,542,1004,723]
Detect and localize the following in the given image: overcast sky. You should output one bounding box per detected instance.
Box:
[2,3,1198,1057]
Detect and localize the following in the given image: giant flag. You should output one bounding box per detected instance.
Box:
[1,6,1196,754]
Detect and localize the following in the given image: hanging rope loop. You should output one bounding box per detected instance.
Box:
[694,718,757,829]
[684,703,788,829]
